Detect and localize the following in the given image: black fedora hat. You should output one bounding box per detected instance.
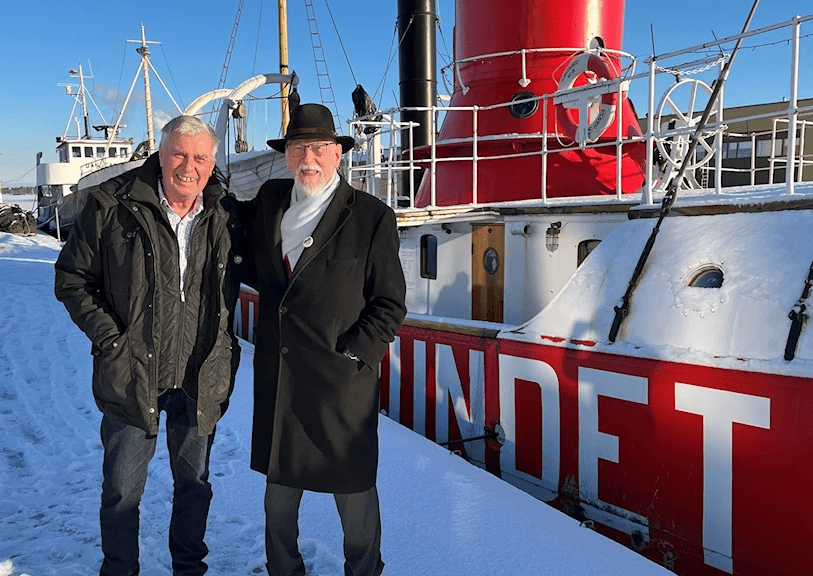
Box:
[267,103,355,153]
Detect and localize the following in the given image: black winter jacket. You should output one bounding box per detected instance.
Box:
[54,154,246,436]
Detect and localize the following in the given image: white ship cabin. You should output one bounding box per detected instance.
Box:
[37,134,134,203]
[346,13,813,366]
[36,132,136,235]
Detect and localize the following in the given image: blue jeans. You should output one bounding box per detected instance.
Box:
[99,389,215,576]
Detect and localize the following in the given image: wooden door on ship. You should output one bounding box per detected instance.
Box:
[471,224,504,322]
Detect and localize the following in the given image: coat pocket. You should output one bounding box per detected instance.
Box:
[102,222,147,297]
[92,332,136,408]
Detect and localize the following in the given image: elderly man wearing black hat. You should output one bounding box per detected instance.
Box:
[241,103,407,576]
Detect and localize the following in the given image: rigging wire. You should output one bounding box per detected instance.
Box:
[304,0,342,128]
[211,0,245,123]
[372,23,401,109]
[373,8,451,111]
[250,0,267,148]
[252,0,265,77]
[219,0,245,91]
[320,0,357,87]
[113,41,129,123]
[157,45,185,111]
[373,15,414,110]
[434,0,452,64]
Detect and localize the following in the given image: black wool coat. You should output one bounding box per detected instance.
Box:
[244,176,406,493]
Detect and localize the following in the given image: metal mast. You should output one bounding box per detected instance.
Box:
[280,0,292,131]
[136,26,156,154]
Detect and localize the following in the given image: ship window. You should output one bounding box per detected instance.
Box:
[109,148,117,158]
[578,239,601,266]
[483,247,500,275]
[736,140,752,159]
[689,266,724,288]
[508,91,538,119]
[84,147,93,157]
[96,147,105,158]
[121,148,129,157]
[420,234,437,280]
[72,147,81,158]
[756,139,773,157]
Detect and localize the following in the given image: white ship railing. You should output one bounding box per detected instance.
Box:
[347,12,813,212]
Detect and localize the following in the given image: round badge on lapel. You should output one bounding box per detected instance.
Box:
[303,236,314,248]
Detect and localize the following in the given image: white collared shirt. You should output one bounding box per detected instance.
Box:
[158,181,204,296]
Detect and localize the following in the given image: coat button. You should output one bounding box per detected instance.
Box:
[281,347,289,354]
[279,306,287,314]
[218,262,225,269]
[149,408,155,414]
[147,353,153,359]
[112,342,118,348]
[234,255,243,264]
[133,206,139,212]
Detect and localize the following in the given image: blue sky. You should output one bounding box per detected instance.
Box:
[1,0,810,186]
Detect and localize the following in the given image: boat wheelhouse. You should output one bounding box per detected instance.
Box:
[35,65,134,237]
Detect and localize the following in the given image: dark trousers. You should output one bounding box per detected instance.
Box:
[99,389,215,576]
[264,483,384,576]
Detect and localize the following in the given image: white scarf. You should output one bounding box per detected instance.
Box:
[280,171,340,272]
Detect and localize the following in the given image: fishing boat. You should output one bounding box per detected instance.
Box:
[34,63,137,238]
[73,70,300,207]
[231,1,813,574]
[35,26,180,240]
[37,20,301,241]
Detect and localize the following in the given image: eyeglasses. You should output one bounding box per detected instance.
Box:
[285,141,336,157]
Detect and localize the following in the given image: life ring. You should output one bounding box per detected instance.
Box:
[555,52,619,143]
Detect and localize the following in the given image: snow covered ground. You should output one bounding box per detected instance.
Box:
[0,223,672,576]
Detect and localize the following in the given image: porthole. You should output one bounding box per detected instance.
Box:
[483,248,500,275]
[578,239,601,266]
[508,91,539,119]
[688,266,724,288]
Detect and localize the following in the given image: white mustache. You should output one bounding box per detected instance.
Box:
[297,165,322,175]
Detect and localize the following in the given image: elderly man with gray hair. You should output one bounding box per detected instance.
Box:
[55,115,246,575]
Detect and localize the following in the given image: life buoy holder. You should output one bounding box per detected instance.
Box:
[555,52,619,143]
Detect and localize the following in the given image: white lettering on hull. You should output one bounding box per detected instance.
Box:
[389,337,402,421]
[384,332,777,574]
[436,345,486,463]
[498,355,560,501]
[414,340,427,436]
[675,383,770,574]
[578,367,650,538]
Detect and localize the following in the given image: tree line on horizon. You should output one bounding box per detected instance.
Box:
[2,186,35,196]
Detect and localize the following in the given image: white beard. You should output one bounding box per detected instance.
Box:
[295,165,329,197]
